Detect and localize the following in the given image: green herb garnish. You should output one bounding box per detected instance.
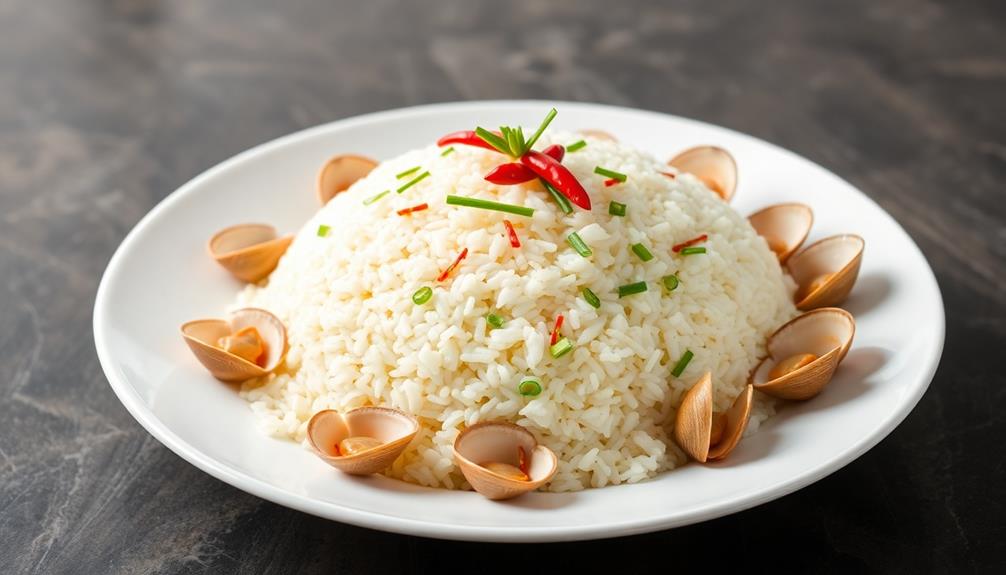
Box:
[566,232,592,257]
[617,281,648,298]
[680,246,707,255]
[671,350,694,377]
[518,376,543,396]
[412,286,433,305]
[441,146,455,157]
[487,313,505,329]
[594,166,627,182]
[445,195,534,217]
[662,275,680,291]
[609,201,626,217]
[549,337,574,359]
[475,108,558,158]
[566,140,587,153]
[363,190,391,205]
[396,171,430,194]
[396,166,421,179]
[316,224,331,237]
[582,287,601,308]
[631,243,654,262]
[543,179,574,214]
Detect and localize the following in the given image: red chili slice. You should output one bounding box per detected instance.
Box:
[604,178,620,187]
[550,314,565,346]
[520,150,591,209]
[396,202,429,216]
[672,234,708,252]
[437,248,469,282]
[483,144,566,185]
[503,219,521,248]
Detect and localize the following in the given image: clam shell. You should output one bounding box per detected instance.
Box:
[751,308,856,400]
[673,373,754,463]
[307,407,419,475]
[180,307,288,382]
[577,129,617,141]
[668,146,738,202]
[453,422,557,500]
[786,234,865,310]
[748,203,814,263]
[708,385,754,461]
[317,154,377,205]
[208,224,293,283]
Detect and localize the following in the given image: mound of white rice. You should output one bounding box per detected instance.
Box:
[236,132,796,491]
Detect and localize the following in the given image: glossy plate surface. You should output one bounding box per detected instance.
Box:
[94,101,944,542]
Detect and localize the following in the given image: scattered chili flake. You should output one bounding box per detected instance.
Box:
[503,219,521,248]
[550,314,565,346]
[316,224,331,237]
[437,248,468,282]
[396,203,429,216]
[672,234,708,252]
[604,178,620,187]
[594,166,627,182]
[680,246,707,255]
[566,140,587,153]
[671,349,694,377]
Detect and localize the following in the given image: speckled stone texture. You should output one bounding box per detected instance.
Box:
[1,0,1003,572]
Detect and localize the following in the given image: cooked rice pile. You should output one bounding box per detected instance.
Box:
[236,133,796,491]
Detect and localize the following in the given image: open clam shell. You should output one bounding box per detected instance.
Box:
[577,129,617,141]
[208,224,293,283]
[787,234,865,310]
[668,146,738,202]
[307,407,419,475]
[453,422,558,500]
[673,372,753,463]
[751,307,856,400]
[317,154,377,205]
[180,307,288,382]
[748,203,814,263]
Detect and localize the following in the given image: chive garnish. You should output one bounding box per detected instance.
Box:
[582,287,601,308]
[680,246,707,255]
[445,195,534,217]
[316,224,331,237]
[549,337,574,359]
[671,350,694,377]
[412,286,433,305]
[566,140,587,153]
[441,146,455,156]
[518,376,543,396]
[566,232,592,257]
[609,201,626,217]
[475,127,512,155]
[396,171,430,194]
[396,166,421,179]
[662,275,680,291]
[594,166,627,182]
[523,107,558,152]
[617,281,648,298]
[363,190,391,205]
[487,313,505,329]
[543,179,574,214]
[631,243,654,262]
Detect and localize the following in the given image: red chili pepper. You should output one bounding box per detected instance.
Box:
[550,314,564,346]
[672,234,708,253]
[604,178,620,187]
[503,219,521,248]
[437,248,468,282]
[520,151,591,209]
[436,130,498,151]
[396,202,429,216]
[483,144,566,185]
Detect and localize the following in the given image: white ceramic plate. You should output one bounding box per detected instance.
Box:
[94,101,943,542]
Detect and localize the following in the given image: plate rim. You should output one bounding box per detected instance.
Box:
[93,99,945,542]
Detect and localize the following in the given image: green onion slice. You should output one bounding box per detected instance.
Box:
[445,194,534,217]
[662,275,680,291]
[412,286,433,305]
[396,171,430,194]
[609,201,626,217]
[543,179,574,214]
[549,337,574,359]
[316,224,331,237]
[631,243,654,262]
[617,281,648,298]
[487,313,505,329]
[671,349,694,377]
[524,107,558,152]
[518,376,543,396]
[440,146,455,156]
[395,166,421,179]
[363,190,391,205]
[566,140,587,153]
[582,287,601,308]
[680,246,707,255]
[594,166,628,182]
[566,232,592,257]
[475,127,511,155]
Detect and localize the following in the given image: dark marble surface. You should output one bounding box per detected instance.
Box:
[1,0,1004,572]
